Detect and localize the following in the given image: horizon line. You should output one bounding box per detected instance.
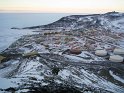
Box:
[0,11,122,14]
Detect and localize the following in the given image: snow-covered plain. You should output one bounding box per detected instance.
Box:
[0,29,36,52]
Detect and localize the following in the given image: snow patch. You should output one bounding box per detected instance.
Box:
[0,77,19,89]
[109,70,124,83]
[64,54,84,62]
[58,69,71,79]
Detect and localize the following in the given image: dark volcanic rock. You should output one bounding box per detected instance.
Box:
[27,83,82,93]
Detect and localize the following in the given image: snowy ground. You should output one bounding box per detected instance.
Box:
[0,29,37,52]
[0,12,124,93]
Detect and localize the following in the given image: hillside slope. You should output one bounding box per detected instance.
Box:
[24,12,124,33]
[1,12,124,93]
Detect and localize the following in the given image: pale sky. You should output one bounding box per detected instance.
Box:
[0,0,124,13]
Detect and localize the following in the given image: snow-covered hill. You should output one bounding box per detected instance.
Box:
[0,53,124,93]
[23,12,124,33]
[1,12,124,93]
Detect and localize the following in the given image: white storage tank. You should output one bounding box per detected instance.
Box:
[113,48,124,55]
[95,50,107,56]
[109,55,123,62]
